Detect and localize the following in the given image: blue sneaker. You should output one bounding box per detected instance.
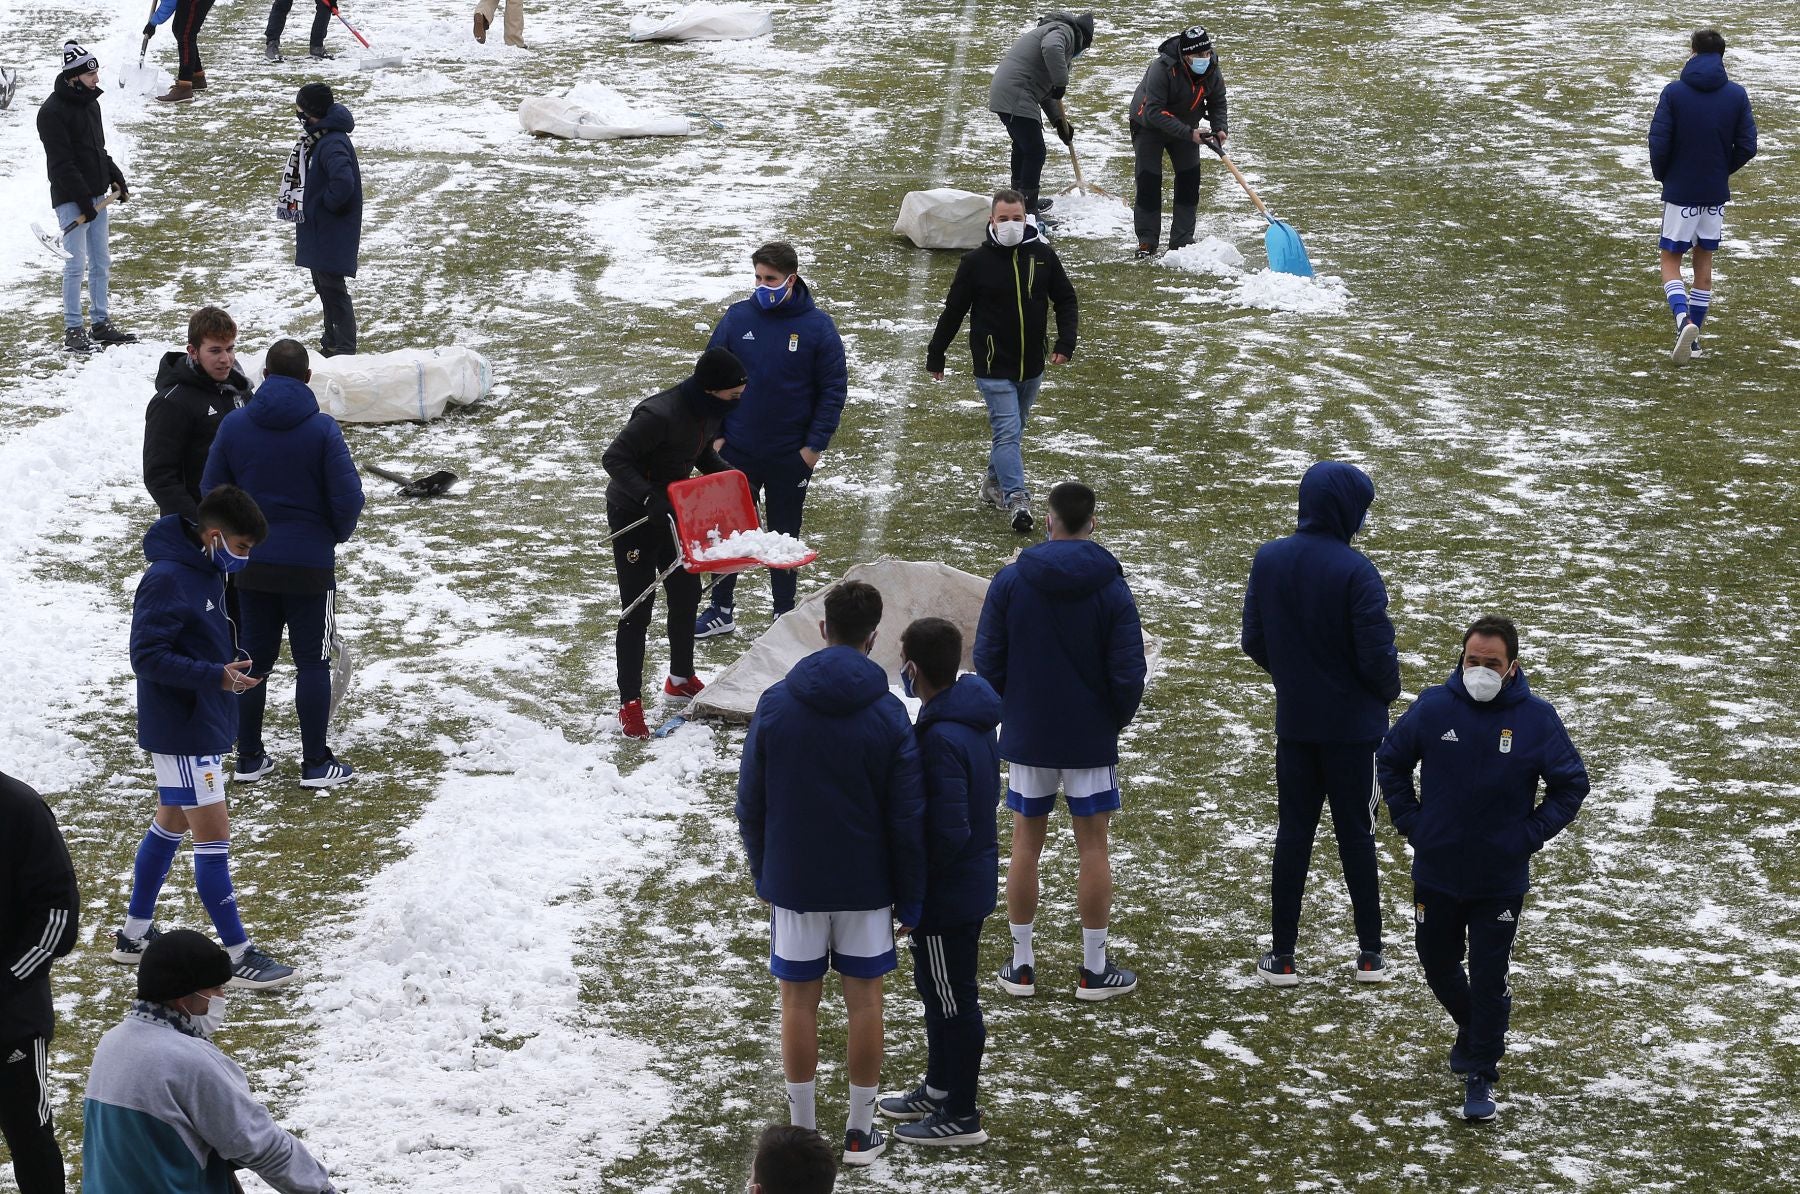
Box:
[693,604,736,639]
[1462,1074,1497,1122]
[997,960,1035,997]
[108,924,163,965]
[1257,951,1300,987]
[300,756,355,789]
[842,1124,886,1166]
[894,1107,989,1146]
[228,944,296,990]
[234,753,274,782]
[878,1084,941,1122]
[1076,959,1138,1001]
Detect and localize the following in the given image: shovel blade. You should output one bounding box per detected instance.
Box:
[358,56,405,71]
[398,469,458,497]
[31,223,72,260]
[1264,220,1314,278]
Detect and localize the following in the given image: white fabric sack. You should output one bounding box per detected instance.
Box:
[235,347,493,424]
[894,188,992,250]
[518,89,692,140]
[628,3,775,42]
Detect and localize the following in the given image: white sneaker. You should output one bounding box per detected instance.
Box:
[1672,319,1700,364]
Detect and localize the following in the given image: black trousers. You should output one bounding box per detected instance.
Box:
[264,0,332,46]
[0,1036,64,1193]
[707,447,811,615]
[610,503,699,702]
[999,113,1048,211]
[172,0,217,81]
[908,921,986,1117]
[1414,885,1523,1082]
[311,270,357,356]
[1131,126,1202,251]
[1270,739,1384,955]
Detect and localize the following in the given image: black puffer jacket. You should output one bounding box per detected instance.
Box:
[37,72,126,211]
[602,376,732,513]
[926,220,1079,382]
[144,352,252,521]
[1129,34,1229,140]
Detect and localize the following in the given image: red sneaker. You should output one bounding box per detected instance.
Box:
[618,700,650,739]
[663,674,706,704]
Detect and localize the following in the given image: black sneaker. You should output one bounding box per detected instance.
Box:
[1006,494,1033,534]
[264,38,282,62]
[1462,1073,1497,1121]
[228,944,296,989]
[109,924,163,964]
[63,326,99,355]
[996,960,1035,997]
[894,1107,989,1146]
[842,1125,886,1167]
[1354,949,1395,983]
[309,44,334,59]
[878,1084,941,1122]
[1035,197,1054,213]
[89,320,138,346]
[1076,960,1138,1001]
[1257,951,1300,987]
[1133,244,1156,260]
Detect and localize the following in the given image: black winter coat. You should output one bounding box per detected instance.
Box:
[37,73,127,211]
[602,377,732,513]
[144,351,252,521]
[1129,35,1229,139]
[0,772,80,1045]
[926,222,1078,382]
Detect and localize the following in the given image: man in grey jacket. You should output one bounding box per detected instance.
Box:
[82,930,336,1193]
[987,11,1095,221]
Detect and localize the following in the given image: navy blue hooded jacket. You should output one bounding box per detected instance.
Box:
[1648,54,1757,206]
[914,675,1003,934]
[295,104,362,277]
[202,375,364,574]
[974,538,1147,769]
[737,646,927,922]
[1377,667,1589,900]
[131,516,239,756]
[1241,461,1400,744]
[708,279,848,459]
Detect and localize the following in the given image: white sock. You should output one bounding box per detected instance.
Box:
[925,1082,948,1102]
[1082,926,1108,974]
[226,940,249,963]
[123,916,153,940]
[1009,921,1034,968]
[848,1083,878,1135]
[785,1080,816,1130]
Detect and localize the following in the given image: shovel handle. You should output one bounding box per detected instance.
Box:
[327,3,375,49]
[1067,143,1086,191]
[60,192,118,235]
[1215,151,1276,226]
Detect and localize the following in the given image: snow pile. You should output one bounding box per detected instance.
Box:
[1228,268,1351,313]
[1160,237,1247,274]
[1041,190,1134,239]
[364,69,459,100]
[689,527,814,565]
[628,3,775,42]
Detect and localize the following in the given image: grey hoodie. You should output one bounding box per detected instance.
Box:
[987,11,1096,123]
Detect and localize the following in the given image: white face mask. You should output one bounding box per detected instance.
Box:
[1462,666,1505,703]
[993,220,1026,247]
[189,995,228,1038]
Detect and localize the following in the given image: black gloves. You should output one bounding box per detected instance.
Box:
[77,200,97,223]
[1050,84,1066,100]
[1055,117,1074,145]
[645,488,673,526]
[142,23,155,36]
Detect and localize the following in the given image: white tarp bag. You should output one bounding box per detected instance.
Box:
[894,188,992,250]
[628,3,775,42]
[235,347,493,424]
[518,85,693,140]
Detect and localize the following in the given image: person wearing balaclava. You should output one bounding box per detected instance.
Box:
[1126,24,1230,257]
[279,82,363,358]
[986,11,1096,222]
[35,40,136,355]
[602,348,748,738]
[82,929,338,1191]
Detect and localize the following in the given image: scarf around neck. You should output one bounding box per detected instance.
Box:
[275,125,326,225]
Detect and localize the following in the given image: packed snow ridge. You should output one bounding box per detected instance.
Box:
[690,527,813,565]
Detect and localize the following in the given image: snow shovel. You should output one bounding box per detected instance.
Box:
[365,463,458,496]
[1057,143,1116,200]
[327,629,353,718]
[32,192,118,260]
[327,3,405,70]
[119,0,157,89]
[0,68,18,110]
[1212,148,1314,278]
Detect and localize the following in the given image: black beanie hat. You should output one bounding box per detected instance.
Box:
[1179,25,1213,56]
[61,40,99,78]
[137,929,233,1002]
[695,347,748,392]
[296,82,334,118]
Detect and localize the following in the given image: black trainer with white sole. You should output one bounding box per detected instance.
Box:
[1076,960,1138,1001]
[228,944,296,990]
[842,1125,886,1166]
[894,1108,989,1146]
[1257,951,1300,987]
[108,924,163,965]
[878,1084,942,1122]
[997,960,1035,997]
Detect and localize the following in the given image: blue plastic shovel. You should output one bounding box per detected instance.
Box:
[1214,149,1314,278]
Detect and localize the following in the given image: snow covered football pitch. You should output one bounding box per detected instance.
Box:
[1,0,1797,1189]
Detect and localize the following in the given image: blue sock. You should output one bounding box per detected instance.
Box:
[1662,279,1688,325]
[127,822,184,922]
[1688,288,1711,328]
[193,840,247,950]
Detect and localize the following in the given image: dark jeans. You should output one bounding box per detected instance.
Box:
[311,270,357,356]
[1413,885,1524,1081]
[238,588,333,766]
[0,1036,64,1193]
[908,921,986,1117]
[1131,126,1202,251]
[264,0,332,45]
[173,0,216,81]
[707,447,811,615]
[611,503,699,701]
[999,113,1048,211]
[1270,738,1384,955]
